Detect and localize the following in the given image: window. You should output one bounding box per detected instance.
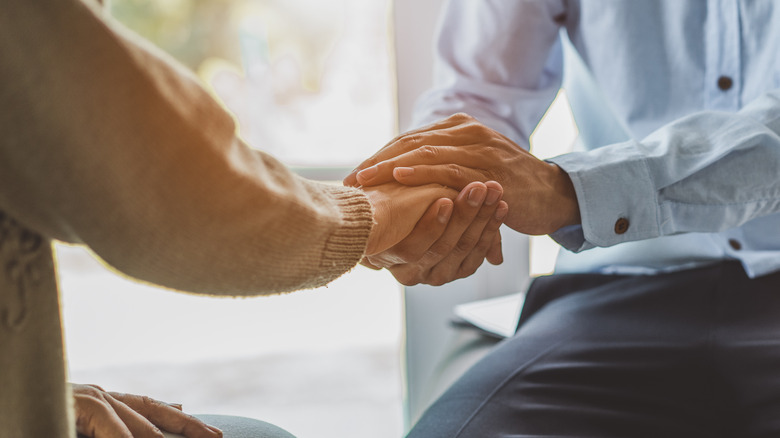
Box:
[109,0,395,173]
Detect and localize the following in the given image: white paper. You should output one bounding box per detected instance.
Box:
[452,292,526,339]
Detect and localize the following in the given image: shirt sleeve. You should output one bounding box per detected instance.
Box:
[410,0,567,145]
[0,0,373,295]
[549,90,780,252]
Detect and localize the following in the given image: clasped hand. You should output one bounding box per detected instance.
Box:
[348,113,581,237]
[350,114,583,287]
[360,180,508,286]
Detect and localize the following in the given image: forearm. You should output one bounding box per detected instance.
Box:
[0,0,373,295]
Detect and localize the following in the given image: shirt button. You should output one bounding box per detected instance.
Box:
[717,76,733,91]
[728,239,742,251]
[614,218,630,235]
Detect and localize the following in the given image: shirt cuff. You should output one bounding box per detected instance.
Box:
[548,141,661,249]
[549,224,591,253]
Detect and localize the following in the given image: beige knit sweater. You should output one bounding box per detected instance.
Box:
[0,0,374,436]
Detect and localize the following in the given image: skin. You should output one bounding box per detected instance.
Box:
[364,180,508,286]
[72,384,222,438]
[362,181,460,255]
[345,113,581,237]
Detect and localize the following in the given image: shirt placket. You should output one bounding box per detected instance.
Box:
[705,0,742,111]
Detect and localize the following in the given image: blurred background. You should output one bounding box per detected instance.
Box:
[107,0,395,166]
[60,1,576,437]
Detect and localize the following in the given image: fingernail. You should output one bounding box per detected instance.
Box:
[206,425,223,437]
[495,203,508,220]
[437,203,453,223]
[394,167,414,178]
[485,188,500,206]
[357,165,378,182]
[169,403,183,410]
[467,186,486,207]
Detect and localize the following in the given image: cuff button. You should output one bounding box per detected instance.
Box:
[614,218,630,235]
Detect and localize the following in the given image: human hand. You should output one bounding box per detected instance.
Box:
[363,181,508,286]
[345,113,581,236]
[362,182,458,255]
[72,383,222,438]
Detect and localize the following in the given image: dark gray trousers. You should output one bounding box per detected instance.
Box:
[408,261,780,438]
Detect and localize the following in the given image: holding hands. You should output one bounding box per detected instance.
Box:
[347,113,581,237]
[363,181,507,286]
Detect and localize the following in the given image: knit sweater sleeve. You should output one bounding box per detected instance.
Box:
[0,0,373,295]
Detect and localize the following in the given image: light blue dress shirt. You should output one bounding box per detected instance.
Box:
[412,0,780,278]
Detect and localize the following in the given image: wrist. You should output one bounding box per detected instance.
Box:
[323,184,375,261]
[362,186,393,255]
[549,163,581,229]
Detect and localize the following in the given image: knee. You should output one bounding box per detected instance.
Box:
[185,415,296,438]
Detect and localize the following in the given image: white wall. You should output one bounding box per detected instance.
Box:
[392,0,445,132]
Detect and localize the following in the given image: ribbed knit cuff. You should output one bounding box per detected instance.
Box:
[318,185,374,277]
